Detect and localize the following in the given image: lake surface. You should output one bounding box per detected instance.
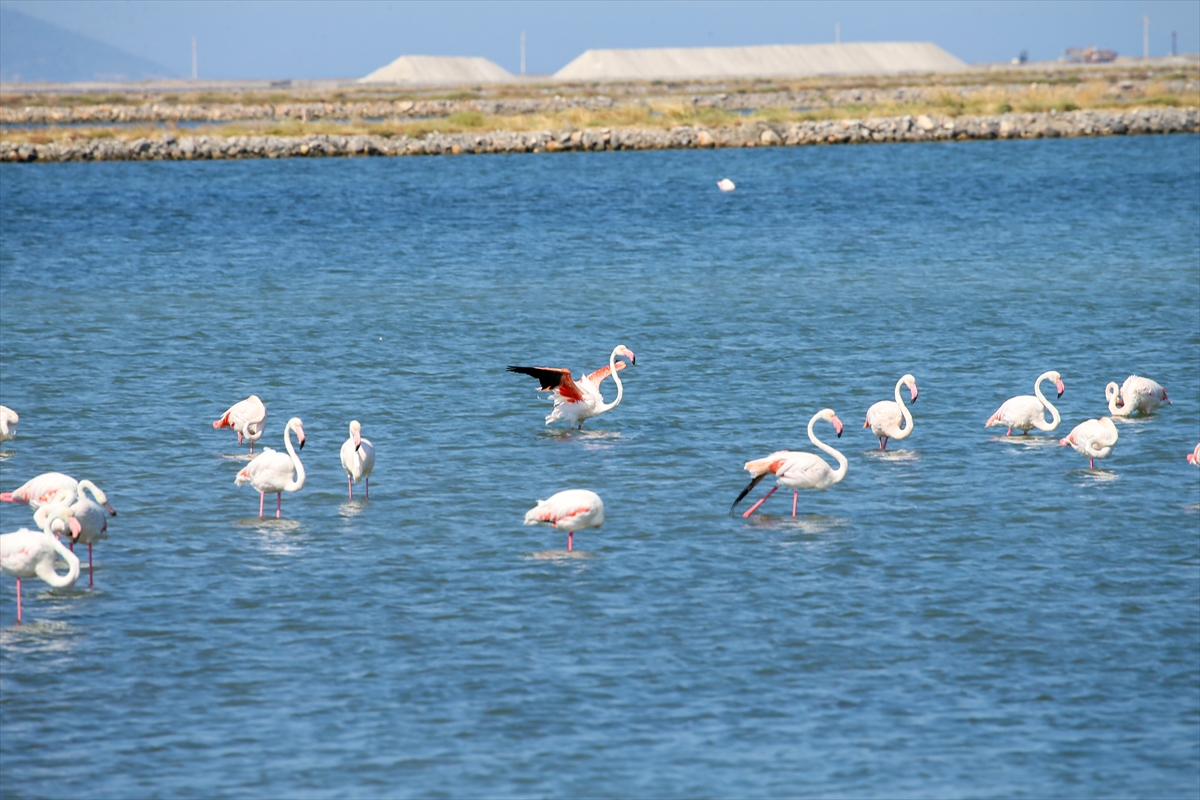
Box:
[1,135,1198,799]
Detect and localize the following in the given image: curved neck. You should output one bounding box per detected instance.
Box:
[283,423,306,492]
[1105,383,1129,416]
[38,536,80,587]
[595,347,625,414]
[808,415,848,482]
[891,377,914,439]
[1031,375,1061,431]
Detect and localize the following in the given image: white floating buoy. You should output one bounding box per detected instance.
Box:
[717,178,736,192]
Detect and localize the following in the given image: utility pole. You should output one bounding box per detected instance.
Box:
[1172,31,1177,57]
[191,36,198,80]
[520,31,526,75]
[1142,16,1149,59]
[835,23,840,44]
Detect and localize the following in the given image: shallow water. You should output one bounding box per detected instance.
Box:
[1,135,1198,798]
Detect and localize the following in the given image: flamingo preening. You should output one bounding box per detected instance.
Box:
[1060,417,1118,468]
[236,417,306,518]
[0,406,17,443]
[985,371,1064,435]
[36,481,111,587]
[508,345,635,428]
[523,490,605,551]
[1105,375,1171,417]
[213,395,268,453]
[733,409,848,518]
[340,420,375,500]
[864,374,917,450]
[1,473,117,516]
[2,506,80,624]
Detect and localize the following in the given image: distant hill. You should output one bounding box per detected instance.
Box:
[0,8,179,83]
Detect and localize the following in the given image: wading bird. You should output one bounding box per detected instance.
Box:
[213,395,268,453]
[1060,417,1118,468]
[1105,375,1171,417]
[508,344,635,428]
[524,489,605,551]
[236,417,306,518]
[1,473,116,516]
[985,371,1064,435]
[0,406,17,443]
[2,507,80,624]
[733,409,847,518]
[340,420,375,500]
[865,374,918,450]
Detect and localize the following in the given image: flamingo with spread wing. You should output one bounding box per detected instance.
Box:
[508,345,635,428]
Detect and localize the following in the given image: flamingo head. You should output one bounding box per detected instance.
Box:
[1105,382,1122,407]
[68,515,82,538]
[289,418,306,450]
[819,409,844,438]
[614,345,636,366]
[902,374,918,403]
[349,420,363,451]
[1049,371,1064,398]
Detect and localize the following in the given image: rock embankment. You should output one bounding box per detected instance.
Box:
[3,107,1196,163]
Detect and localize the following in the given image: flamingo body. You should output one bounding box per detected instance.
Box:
[0,406,17,443]
[717,178,736,192]
[524,489,605,551]
[865,374,917,450]
[734,409,847,518]
[2,507,81,622]
[509,345,635,428]
[1188,443,1200,466]
[986,371,1064,434]
[340,420,375,500]
[214,395,267,452]
[2,472,79,509]
[1106,375,1171,417]
[1059,417,1118,468]
[236,417,305,517]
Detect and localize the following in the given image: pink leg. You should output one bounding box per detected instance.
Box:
[567,531,573,551]
[1006,428,1012,436]
[259,492,265,517]
[88,543,93,587]
[1089,458,1095,469]
[742,485,779,518]
[249,441,255,454]
[15,578,21,624]
[238,431,243,444]
[69,540,75,552]
[792,491,798,517]
[364,478,369,501]
[276,493,282,519]
[348,476,353,500]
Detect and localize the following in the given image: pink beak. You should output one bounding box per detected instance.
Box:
[831,415,844,437]
[1055,379,1065,397]
[68,517,82,538]
[104,502,116,516]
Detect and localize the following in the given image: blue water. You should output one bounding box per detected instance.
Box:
[1,135,1198,799]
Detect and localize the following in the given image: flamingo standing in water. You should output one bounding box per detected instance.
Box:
[864,374,918,450]
[1188,443,1200,466]
[1060,417,1118,468]
[985,371,1064,435]
[733,409,847,518]
[340,420,375,500]
[1105,375,1171,417]
[0,406,17,443]
[508,345,635,428]
[236,417,306,518]
[213,395,268,453]
[2,506,80,623]
[524,490,605,551]
[1,473,117,516]
[36,482,111,587]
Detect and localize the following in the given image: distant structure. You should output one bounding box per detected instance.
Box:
[554,42,965,82]
[1063,47,1117,64]
[359,55,513,85]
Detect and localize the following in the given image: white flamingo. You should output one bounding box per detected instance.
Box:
[1105,375,1171,417]
[508,345,636,428]
[236,417,306,518]
[0,406,17,443]
[36,482,111,587]
[717,178,736,192]
[1059,417,1118,468]
[213,395,268,453]
[985,371,1064,435]
[524,489,605,551]
[340,420,375,500]
[864,374,918,450]
[2,506,80,623]
[733,409,847,518]
[1188,443,1200,466]
[1,473,116,516]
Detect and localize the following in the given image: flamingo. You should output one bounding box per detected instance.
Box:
[1188,443,1200,466]
[36,483,110,587]
[1059,416,1118,468]
[508,345,636,428]
[235,417,306,518]
[1105,375,1171,417]
[523,489,605,551]
[2,507,80,624]
[1,473,117,516]
[0,406,17,443]
[339,420,375,500]
[864,374,918,450]
[733,409,847,518]
[985,371,1064,435]
[213,395,267,453]
[717,178,736,192]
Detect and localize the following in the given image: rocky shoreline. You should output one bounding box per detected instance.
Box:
[3,106,1196,163]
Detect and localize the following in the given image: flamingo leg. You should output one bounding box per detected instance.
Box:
[259,492,265,517]
[249,441,255,454]
[365,478,369,500]
[347,476,353,500]
[567,531,573,551]
[276,493,282,519]
[742,485,779,518]
[69,540,75,552]
[237,431,243,444]
[15,578,21,624]
[1006,428,1012,436]
[792,492,798,517]
[1089,458,1095,469]
[88,543,93,587]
